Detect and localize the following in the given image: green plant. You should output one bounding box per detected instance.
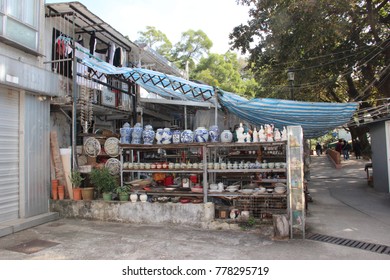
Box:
[69,169,84,188]
[115,184,131,195]
[89,167,119,194]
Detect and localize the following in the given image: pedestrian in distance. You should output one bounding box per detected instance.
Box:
[341,140,351,160]
[353,139,362,159]
[315,142,322,156]
[335,139,343,154]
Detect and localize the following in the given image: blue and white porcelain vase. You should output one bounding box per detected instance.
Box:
[208,125,220,142]
[155,128,164,144]
[162,128,172,144]
[131,123,143,144]
[220,129,233,143]
[194,127,209,142]
[172,130,181,144]
[120,122,132,144]
[142,125,155,145]
[181,129,194,143]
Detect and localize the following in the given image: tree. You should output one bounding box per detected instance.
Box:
[230,0,389,153]
[191,52,259,98]
[171,29,213,72]
[137,26,173,58]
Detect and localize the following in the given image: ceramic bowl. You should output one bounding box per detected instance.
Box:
[209,183,218,190]
[274,186,287,194]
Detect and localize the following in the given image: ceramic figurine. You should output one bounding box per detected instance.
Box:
[259,125,266,142]
[274,128,281,141]
[236,123,247,143]
[252,127,258,142]
[265,124,274,142]
[281,126,287,141]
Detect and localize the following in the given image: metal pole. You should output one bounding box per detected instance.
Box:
[214,88,218,125]
[71,13,78,170]
[184,105,187,130]
[290,80,294,100]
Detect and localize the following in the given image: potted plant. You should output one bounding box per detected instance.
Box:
[69,169,84,200]
[115,184,131,201]
[90,167,118,201]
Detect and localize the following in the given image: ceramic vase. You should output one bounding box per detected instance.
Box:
[142,125,155,145]
[130,193,138,202]
[155,128,164,144]
[194,127,209,142]
[131,123,143,144]
[162,128,172,144]
[172,130,181,144]
[121,122,132,144]
[220,129,233,143]
[208,125,220,142]
[181,129,194,143]
[140,194,148,202]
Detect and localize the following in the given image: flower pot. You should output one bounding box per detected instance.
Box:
[58,185,65,200]
[73,188,82,201]
[51,179,58,200]
[130,193,138,202]
[119,193,129,201]
[102,192,112,201]
[81,187,94,201]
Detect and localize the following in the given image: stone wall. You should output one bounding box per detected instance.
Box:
[327,149,342,169]
[50,200,215,228]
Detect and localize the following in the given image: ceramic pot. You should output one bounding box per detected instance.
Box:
[181,130,194,143]
[119,193,129,201]
[131,123,143,144]
[58,185,65,200]
[142,125,155,145]
[102,192,112,201]
[155,128,164,144]
[208,125,220,142]
[172,130,181,144]
[140,194,148,202]
[162,128,172,144]
[122,122,132,144]
[73,188,82,201]
[220,130,233,143]
[130,193,138,202]
[51,179,58,200]
[81,187,94,201]
[194,127,209,142]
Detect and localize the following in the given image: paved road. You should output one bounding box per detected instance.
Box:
[0,155,389,260]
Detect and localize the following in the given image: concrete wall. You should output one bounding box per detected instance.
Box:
[50,200,216,228]
[369,122,389,193]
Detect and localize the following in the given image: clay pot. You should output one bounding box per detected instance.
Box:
[73,188,82,201]
[58,185,65,200]
[51,179,58,200]
[81,187,94,201]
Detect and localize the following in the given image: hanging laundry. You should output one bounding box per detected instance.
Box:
[113,47,122,67]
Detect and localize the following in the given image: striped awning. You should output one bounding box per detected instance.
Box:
[217,90,359,138]
[78,52,359,138]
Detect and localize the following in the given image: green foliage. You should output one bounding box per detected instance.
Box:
[137,26,173,58]
[115,185,132,195]
[239,216,257,230]
[69,170,84,188]
[90,167,119,194]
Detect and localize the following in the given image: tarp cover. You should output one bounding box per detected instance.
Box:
[79,52,359,138]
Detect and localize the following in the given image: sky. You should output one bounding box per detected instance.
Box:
[45,0,251,54]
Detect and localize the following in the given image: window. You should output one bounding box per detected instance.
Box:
[0,0,39,52]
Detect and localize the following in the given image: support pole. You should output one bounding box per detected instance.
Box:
[71,13,78,170]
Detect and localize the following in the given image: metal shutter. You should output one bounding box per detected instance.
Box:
[0,88,19,223]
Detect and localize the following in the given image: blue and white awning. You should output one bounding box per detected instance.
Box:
[78,51,359,138]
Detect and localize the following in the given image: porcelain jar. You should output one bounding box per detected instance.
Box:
[130,193,138,202]
[155,128,164,144]
[162,128,172,144]
[140,194,148,202]
[194,127,209,142]
[181,129,194,143]
[120,122,132,144]
[131,123,143,144]
[208,125,220,142]
[172,130,181,144]
[142,125,155,145]
[220,129,233,143]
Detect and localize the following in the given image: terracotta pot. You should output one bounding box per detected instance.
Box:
[58,185,65,200]
[51,179,58,200]
[73,188,82,201]
[81,187,94,201]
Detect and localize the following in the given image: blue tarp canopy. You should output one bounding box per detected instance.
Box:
[79,52,359,138]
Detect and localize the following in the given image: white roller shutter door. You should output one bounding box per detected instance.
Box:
[0,88,19,223]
